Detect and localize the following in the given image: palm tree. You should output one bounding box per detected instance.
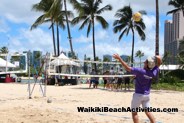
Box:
[177,39,184,69]
[71,0,112,72]
[155,0,159,55]
[162,51,172,65]
[63,0,75,57]
[31,0,57,56]
[113,5,146,67]
[135,50,144,67]
[31,0,73,57]
[167,0,184,16]
[46,0,73,56]
[0,46,9,54]
[0,46,9,60]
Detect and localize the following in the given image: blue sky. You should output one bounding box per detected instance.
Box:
[0,0,173,61]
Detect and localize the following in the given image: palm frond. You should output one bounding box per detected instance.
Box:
[113,23,127,33]
[167,8,181,15]
[87,22,92,37]
[30,15,46,30]
[71,16,87,25]
[79,17,90,30]
[135,26,146,40]
[96,5,112,14]
[118,29,127,41]
[95,16,108,29]
[135,19,146,30]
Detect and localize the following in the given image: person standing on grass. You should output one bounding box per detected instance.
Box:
[113,53,162,123]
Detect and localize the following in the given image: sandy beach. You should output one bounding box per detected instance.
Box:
[0,83,183,123]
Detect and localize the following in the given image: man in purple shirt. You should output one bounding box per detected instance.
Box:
[113,54,162,123]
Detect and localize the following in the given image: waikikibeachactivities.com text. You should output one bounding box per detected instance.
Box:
[77,107,178,113]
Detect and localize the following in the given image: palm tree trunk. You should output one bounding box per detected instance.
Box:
[131,29,135,67]
[51,22,57,56]
[64,0,74,57]
[56,23,61,73]
[92,18,97,72]
[56,23,60,56]
[140,58,141,68]
[155,0,159,55]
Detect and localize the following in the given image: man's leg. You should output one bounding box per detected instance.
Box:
[131,93,142,123]
[142,95,155,123]
[89,80,92,88]
[132,112,139,123]
[145,112,155,123]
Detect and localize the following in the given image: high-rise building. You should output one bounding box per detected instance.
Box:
[33,51,42,68]
[164,10,184,64]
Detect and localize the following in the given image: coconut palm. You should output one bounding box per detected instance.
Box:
[167,0,184,16]
[162,51,172,65]
[113,5,146,67]
[135,50,144,67]
[0,46,9,54]
[155,0,159,55]
[31,0,73,57]
[31,0,57,56]
[63,0,76,57]
[0,46,9,60]
[46,0,73,56]
[71,0,112,72]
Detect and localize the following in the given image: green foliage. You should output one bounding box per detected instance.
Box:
[113,5,146,66]
[159,75,181,85]
[167,69,184,80]
[152,82,184,91]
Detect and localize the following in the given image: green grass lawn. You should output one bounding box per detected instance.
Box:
[151,82,184,91]
[97,82,184,91]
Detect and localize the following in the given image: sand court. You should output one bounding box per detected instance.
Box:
[0,83,183,123]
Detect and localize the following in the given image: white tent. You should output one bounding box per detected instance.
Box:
[50,53,80,66]
[0,58,16,68]
[159,65,180,70]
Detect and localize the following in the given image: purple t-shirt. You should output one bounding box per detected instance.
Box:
[131,66,159,95]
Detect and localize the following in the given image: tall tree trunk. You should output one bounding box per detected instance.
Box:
[56,23,61,73]
[56,23,60,56]
[64,0,74,57]
[51,22,57,56]
[92,18,97,72]
[131,29,135,67]
[155,0,159,55]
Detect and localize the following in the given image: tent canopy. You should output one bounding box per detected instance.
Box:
[0,58,16,68]
[50,53,80,66]
[159,65,180,70]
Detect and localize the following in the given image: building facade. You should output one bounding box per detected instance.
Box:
[164,10,184,64]
[33,51,42,68]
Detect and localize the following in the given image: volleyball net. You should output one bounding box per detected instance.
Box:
[45,55,142,78]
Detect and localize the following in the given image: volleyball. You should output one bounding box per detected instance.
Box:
[133,12,142,22]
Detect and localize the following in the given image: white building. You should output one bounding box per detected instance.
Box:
[164,10,184,64]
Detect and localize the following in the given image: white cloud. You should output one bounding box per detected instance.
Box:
[8,28,53,53]
[0,18,10,33]
[73,35,91,43]
[0,0,172,61]
[101,0,173,21]
[0,0,41,24]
